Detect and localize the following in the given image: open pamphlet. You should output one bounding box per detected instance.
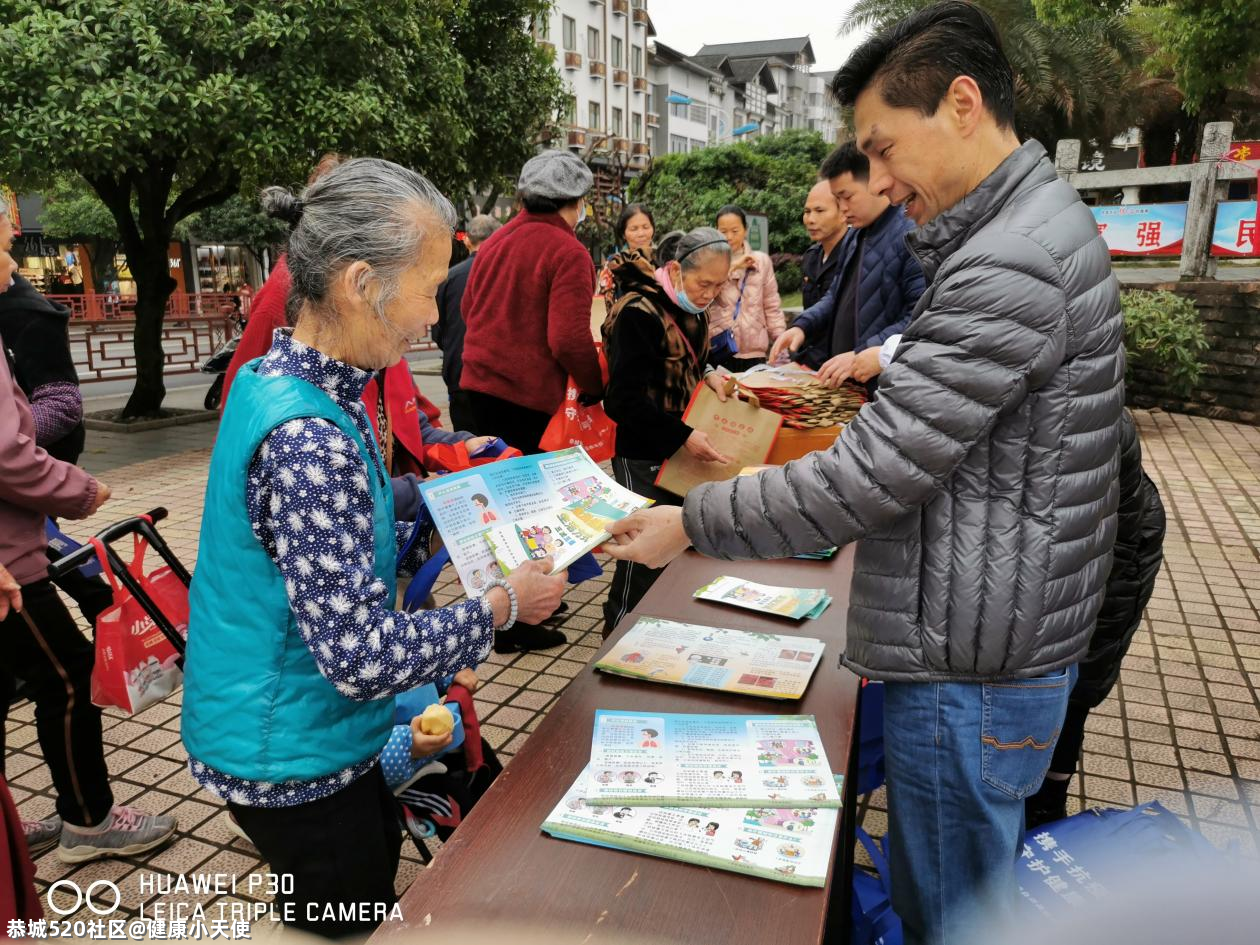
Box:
[695,575,833,620]
[542,767,841,887]
[585,710,841,809]
[595,616,824,700]
[418,447,651,597]
[655,383,782,497]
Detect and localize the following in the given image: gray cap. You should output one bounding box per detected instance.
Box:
[518,150,594,201]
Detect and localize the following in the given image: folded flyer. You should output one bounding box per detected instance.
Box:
[595,616,824,700]
[695,575,832,620]
[585,710,840,809]
[417,446,650,596]
[542,767,841,887]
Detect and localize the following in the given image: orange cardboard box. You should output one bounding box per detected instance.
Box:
[765,425,842,465]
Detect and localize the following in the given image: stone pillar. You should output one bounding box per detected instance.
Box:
[1180,121,1233,280]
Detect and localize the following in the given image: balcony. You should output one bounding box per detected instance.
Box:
[632,142,650,156]
[612,0,628,13]
[564,51,582,70]
[612,137,630,155]
[630,153,649,169]
[538,40,555,57]
[632,7,649,26]
[613,68,628,86]
[589,59,607,78]
[633,76,648,93]
[567,129,587,149]
[646,112,659,127]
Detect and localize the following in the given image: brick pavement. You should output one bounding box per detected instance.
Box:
[7,398,1260,926]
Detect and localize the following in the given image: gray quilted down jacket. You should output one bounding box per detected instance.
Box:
[683,140,1125,682]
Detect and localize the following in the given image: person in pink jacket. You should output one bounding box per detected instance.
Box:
[0,247,177,865]
[706,205,785,371]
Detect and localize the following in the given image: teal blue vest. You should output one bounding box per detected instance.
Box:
[181,362,397,783]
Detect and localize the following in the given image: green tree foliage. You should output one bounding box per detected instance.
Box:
[841,0,1147,147]
[37,175,119,290]
[0,0,563,416]
[181,196,290,268]
[629,130,831,256]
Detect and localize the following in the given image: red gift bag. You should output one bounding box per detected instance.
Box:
[539,377,616,463]
[90,534,188,714]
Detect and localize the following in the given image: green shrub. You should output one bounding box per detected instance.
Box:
[774,261,803,295]
[1121,289,1208,399]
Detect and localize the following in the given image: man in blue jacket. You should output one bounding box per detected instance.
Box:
[771,141,925,386]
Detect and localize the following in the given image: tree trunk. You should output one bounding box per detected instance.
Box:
[120,241,177,418]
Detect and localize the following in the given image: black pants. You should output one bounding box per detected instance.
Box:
[602,456,682,637]
[1047,699,1091,776]
[229,765,403,939]
[465,390,552,455]
[446,389,477,435]
[710,351,765,373]
[0,580,114,827]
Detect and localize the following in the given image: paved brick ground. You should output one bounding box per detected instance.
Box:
[7,391,1260,925]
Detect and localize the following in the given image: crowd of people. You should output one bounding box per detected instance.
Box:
[0,2,1170,942]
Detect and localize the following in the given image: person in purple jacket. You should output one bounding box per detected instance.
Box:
[0,249,178,865]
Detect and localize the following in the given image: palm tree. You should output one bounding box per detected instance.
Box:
[838,0,1148,149]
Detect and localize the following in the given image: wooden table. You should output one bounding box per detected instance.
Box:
[375,549,861,945]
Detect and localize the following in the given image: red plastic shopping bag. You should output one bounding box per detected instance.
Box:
[90,534,188,714]
[538,377,616,462]
[423,438,524,475]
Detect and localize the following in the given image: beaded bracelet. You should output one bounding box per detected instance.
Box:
[484,579,518,632]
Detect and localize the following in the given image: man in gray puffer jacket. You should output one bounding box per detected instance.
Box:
[606,3,1124,942]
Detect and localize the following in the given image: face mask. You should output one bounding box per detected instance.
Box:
[675,282,707,315]
[576,201,587,226]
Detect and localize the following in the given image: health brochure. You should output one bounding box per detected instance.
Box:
[595,617,824,700]
[417,446,650,597]
[695,575,832,620]
[584,710,841,809]
[542,767,841,888]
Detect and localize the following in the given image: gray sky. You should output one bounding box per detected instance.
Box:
[649,1,868,73]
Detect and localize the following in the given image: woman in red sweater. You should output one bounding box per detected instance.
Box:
[459,151,604,454]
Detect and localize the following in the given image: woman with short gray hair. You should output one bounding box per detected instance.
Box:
[599,226,735,636]
[182,158,566,938]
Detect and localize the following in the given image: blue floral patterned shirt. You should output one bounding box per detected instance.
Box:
[189,330,494,808]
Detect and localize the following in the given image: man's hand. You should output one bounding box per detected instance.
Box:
[684,430,731,464]
[86,481,112,517]
[816,351,856,389]
[850,346,883,383]
[769,326,805,365]
[604,506,691,569]
[703,372,731,402]
[0,562,21,620]
[452,667,479,692]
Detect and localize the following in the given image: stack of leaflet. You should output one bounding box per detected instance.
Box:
[695,575,832,620]
[542,711,842,886]
[736,363,866,429]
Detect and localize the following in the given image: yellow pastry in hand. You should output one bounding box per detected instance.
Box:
[419,703,455,737]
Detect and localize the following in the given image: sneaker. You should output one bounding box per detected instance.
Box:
[22,815,62,858]
[493,622,567,654]
[58,805,178,864]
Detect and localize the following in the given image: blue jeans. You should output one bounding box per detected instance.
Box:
[882,666,1077,945]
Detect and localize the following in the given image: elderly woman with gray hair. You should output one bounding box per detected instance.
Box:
[600,227,735,636]
[181,159,565,937]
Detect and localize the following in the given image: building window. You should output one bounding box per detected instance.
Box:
[668,89,688,119]
[612,107,624,136]
[689,103,706,124]
[562,16,576,51]
[632,112,643,140]
[690,138,705,152]
[589,101,602,130]
[632,44,643,76]
[535,15,550,40]
[564,95,577,125]
[611,36,623,69]
[588,26,601,61]
[669,134,687,154]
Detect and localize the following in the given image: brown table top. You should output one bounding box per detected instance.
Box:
[375,548,860,945]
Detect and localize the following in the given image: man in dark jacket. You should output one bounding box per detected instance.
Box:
[800,180,847,311]
[605,5,1124,941]
[771,141,925,383]
[435,214,500,432]
[1026,410,1166,828]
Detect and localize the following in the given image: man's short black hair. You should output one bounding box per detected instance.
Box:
[832,1,1016,131]
[819,141,870,183]
[521,194,578,215]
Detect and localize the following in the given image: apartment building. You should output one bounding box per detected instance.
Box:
[535,0,656,174]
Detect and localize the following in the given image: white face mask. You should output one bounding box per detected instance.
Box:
[576,201,587,227]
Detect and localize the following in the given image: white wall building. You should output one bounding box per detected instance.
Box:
[534,0,656,174]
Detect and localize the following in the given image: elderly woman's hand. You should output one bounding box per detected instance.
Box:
[499,558,567,626]
[0,562,21,621]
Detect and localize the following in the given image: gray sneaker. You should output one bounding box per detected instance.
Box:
[22,815,62,858]
[58,805,178,863]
